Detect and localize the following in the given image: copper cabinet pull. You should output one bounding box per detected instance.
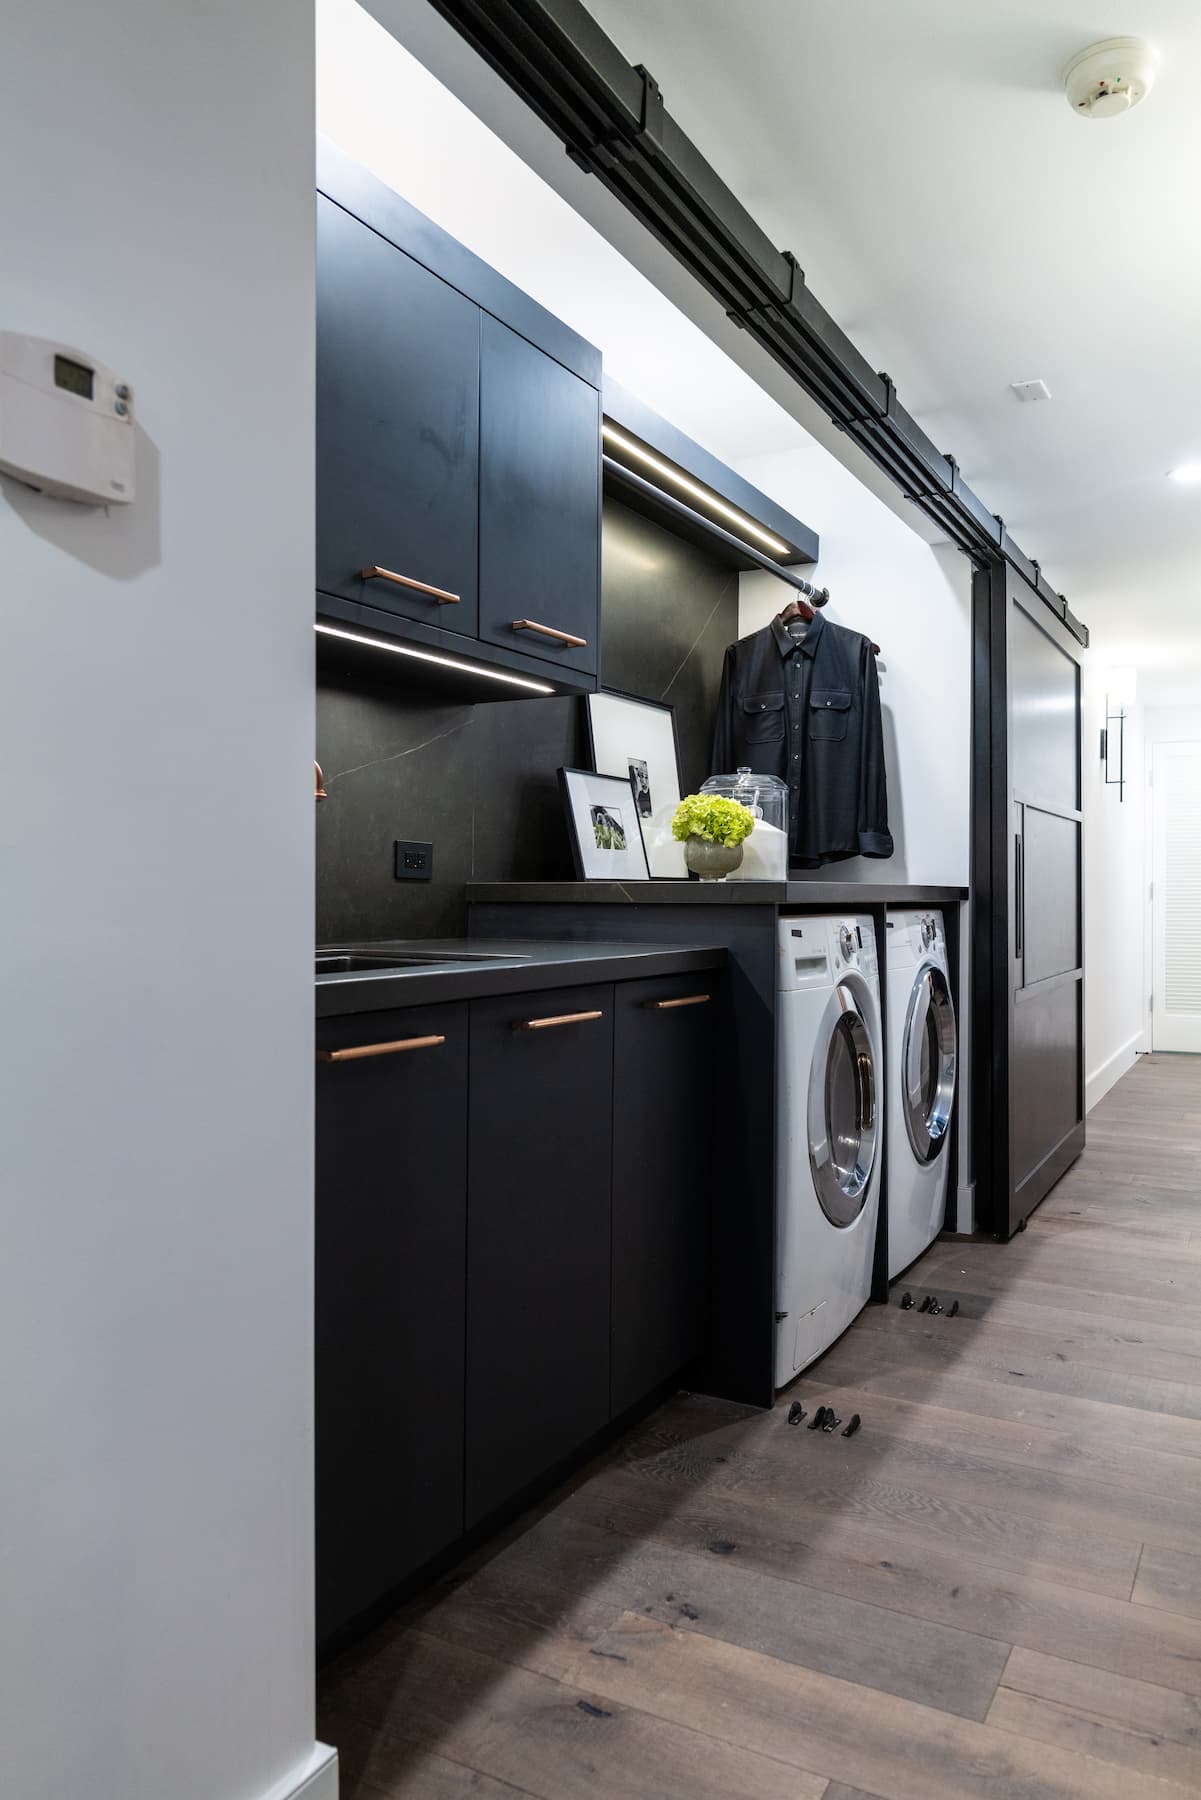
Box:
[642,994,711,1010]
[510,618,588,649]
[359,565,461,605]
[511,1009,603,1032]
[317,1034,446,1063]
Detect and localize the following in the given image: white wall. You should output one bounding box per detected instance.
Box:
[1081,661,1147,1110]
[1141,706,1201,1057]
[0,7,329,1800]
[736,447,973,888]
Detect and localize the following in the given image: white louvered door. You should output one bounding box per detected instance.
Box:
[1152,741,1201,1052]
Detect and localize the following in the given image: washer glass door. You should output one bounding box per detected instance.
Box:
[903,965,957,1163]
[808,984,879,1227]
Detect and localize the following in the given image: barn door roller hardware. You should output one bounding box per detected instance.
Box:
[425,0,1087,646]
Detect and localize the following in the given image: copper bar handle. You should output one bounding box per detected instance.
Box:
[512,1009,603,1032]
[317,1034,446,1063]
[359,565,461,605]
[510,618,588,649]
[642,994,711,1010]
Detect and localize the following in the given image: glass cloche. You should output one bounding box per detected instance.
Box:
[700,766,789,879]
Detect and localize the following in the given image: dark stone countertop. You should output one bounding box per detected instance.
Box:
[465,880,968,907]
[316,938,728,1018]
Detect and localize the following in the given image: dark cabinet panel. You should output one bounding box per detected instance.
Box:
[478,315,600,676]
[1013,979,1083,1204]
[466,984,613,1526]
[315,1003,468,1647]
[316,196,480,633]
[1022,807,1081,985]
[611,975,716,1416]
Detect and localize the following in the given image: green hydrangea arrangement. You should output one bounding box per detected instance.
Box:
[671,793,756,847]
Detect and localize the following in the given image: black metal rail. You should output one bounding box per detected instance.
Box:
[423,0,1087,646]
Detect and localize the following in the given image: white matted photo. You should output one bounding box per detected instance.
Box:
[559,767,651,881]
[585,690,686,878]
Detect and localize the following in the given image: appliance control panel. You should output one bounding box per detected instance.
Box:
[0,331,135,504]
[830,915,877,978]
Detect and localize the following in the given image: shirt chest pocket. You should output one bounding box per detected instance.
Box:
[741,691,785,743]
[809,687,852,741]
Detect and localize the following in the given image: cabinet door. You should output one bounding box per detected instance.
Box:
[315,1003,468,1647]
[611,975,717,1415]
[466,984,612,1526]
[478,315,600,676]
[316,195,480,633]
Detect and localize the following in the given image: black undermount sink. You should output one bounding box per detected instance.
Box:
[315,949,529,976]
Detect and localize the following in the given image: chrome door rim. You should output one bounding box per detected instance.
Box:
[807,981,879,1228]
[902,963,957,1164]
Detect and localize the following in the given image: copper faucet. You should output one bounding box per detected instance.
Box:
[314,760,327,801]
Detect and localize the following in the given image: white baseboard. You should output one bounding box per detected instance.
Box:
[1086,1032,1143,1114]
[953,1179,976,1235]
[258,1743,338,1800]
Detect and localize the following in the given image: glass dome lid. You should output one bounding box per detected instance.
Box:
[701,766,788,834]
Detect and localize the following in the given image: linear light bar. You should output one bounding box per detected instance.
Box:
[602,422,792,557]
[314,623,556,694]
[1168,462,1201,485]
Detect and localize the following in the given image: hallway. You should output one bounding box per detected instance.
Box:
[319,1054,1201,1798]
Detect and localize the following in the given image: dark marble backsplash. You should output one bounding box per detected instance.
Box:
[316,497,739,941]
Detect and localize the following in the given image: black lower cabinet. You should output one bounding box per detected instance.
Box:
[611,975,716,1415]
[465,984,613,1527]
[315,1003,468,1648]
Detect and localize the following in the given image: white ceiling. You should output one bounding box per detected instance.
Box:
[581,0,1201,687]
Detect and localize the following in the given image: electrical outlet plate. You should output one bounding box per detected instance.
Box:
[394,840,434,882]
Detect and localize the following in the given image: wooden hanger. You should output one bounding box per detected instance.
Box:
[777,594,881,657]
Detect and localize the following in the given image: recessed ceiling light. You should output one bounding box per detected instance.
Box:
[1168,463,1201,485]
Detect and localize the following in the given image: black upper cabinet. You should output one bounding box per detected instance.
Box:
[315,142,602,697]
[315,1003,468,1648]
[478,316,600,677]
[316,196,480,635]
[611,975,716,1415]
[465,985,613,1527]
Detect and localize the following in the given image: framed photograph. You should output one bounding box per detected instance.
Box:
[585,690,686,878]
[559,768,651,881]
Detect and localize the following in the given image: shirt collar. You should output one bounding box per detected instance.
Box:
[771,607,825,659]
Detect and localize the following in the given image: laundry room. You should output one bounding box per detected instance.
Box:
[13,2,1201,1799]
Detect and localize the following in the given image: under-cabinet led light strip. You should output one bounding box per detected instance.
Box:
[601,422,792,557]
[314,623,556,694]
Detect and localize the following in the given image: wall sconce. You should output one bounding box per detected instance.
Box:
[1100,665,1137,801]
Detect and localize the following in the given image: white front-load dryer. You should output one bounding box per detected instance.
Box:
[775,915,883,1389]
[885,910,957,1279]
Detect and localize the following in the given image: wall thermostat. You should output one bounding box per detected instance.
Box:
[0,332,135,504]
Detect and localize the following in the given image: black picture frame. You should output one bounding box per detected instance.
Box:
[584,688,686,877]
[559,766,652,881]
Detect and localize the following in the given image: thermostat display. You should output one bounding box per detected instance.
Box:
[54,354,94,401]
[0,332,135,504]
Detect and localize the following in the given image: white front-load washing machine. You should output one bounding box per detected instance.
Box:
[775,915,883,1389]
[885,910,957,1279]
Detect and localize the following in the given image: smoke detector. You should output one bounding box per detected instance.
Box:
[1064,37,1158,119]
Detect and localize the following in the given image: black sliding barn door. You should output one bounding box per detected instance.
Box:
[973,562,1085,1237]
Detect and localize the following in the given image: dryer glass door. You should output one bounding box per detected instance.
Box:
[903,965,957,1163]
[808,985,878,1227]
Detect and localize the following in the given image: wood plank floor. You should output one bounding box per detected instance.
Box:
[319,1052,1201,1799]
